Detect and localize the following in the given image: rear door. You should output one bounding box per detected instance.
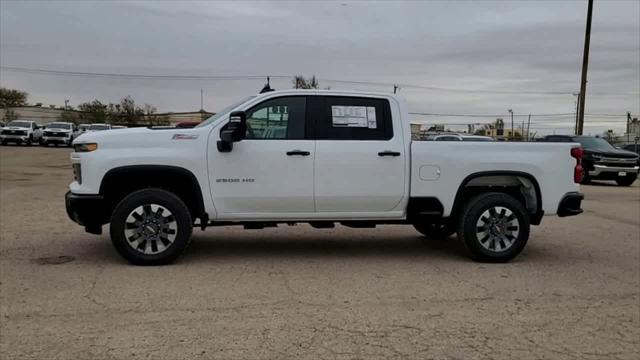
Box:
[311,96,406,213]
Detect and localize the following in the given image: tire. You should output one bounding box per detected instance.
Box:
[580,174,591,185]
[110,188,193,265]
[0,140,6,146]
[24,135,32,146]
[413,222,455,240]
[616,174,637,186]
[457,192,530,263]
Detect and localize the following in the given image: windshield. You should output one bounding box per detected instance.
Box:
[7,121,31,128]
[196,96,255,127]
[47,123,71,129]
[574,137,615,151]
[89,124,110,130]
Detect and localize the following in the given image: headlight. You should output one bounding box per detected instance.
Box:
[74,143,98,152]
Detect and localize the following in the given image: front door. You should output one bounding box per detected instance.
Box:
[208,96,315,217]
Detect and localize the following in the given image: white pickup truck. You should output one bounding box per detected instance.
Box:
[0,120,43,145]
[66,90,584,265]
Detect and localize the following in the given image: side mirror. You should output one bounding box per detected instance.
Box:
[217,111,246,152]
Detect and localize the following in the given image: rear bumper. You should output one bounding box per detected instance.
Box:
[557,192,584,217]
[65,191,109,234]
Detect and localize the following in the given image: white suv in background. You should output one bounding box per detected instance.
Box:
[41,122,77,147]
[0,120,43,146]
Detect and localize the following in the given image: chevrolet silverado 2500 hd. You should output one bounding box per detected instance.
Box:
[65,90,584,265]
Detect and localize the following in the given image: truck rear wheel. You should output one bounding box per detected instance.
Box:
[110,189,193,265]
[413,223,455,240]
[457,192,530,263]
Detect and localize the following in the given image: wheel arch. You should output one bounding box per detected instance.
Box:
[99,165,208,225]
[450,171,544,225]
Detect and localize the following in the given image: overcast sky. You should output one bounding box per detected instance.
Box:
[1,0,638,135]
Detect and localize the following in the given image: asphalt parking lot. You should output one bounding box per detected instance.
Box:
[0,145,638,360]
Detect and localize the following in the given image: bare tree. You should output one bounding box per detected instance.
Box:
[292,75,319,89]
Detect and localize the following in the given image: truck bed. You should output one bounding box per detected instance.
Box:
[410,141,580,216]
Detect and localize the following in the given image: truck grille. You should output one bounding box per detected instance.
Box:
[45,131,66,137]
[1,130,26,135]
[73,164,82,184]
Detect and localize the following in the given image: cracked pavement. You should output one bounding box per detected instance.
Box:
[1,146,639,359]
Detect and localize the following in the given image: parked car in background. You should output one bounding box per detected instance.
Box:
[541,135,639,186]
[0,120,43,146]
[40,122,77,147]
[78,124,91,133]
[619,143,639,155]
[426,133,494,141]
[87,123,112,132]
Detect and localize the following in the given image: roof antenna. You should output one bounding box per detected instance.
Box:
[260,76,275,94]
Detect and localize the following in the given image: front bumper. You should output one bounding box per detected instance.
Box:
[557,192,584,217]
[42,136,71,144]
[65,191,109,234]
[589,164,639,176]
[1,134,28,142]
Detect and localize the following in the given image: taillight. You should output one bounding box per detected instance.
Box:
[571,147,584,183]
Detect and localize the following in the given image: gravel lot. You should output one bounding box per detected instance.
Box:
[1,145,638,360]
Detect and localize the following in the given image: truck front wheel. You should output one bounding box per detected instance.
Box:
[110,189,193,265]
[457,192,530,263]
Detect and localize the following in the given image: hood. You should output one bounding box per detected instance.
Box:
[584,148,639,159]
[3,126,30,130]
[73,126,204,147]
[45,127,72,132]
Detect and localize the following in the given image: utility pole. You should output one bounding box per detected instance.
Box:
[393,84,399,94]
[64,99,69,110]
[508,109,514,141]
[577,0,594,135]
[526,114,531,141]
[573,93,580,134]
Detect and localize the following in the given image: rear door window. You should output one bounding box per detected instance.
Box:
[312,96,393,140]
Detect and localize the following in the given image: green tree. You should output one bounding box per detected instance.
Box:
[292,75,319,89]
[118,96,144,125]
[78,99,108,123]
[0,88,28,108]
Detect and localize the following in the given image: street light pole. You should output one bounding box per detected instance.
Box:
[508,109,514,141]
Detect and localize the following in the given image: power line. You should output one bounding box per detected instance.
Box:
[3,65,637,97]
